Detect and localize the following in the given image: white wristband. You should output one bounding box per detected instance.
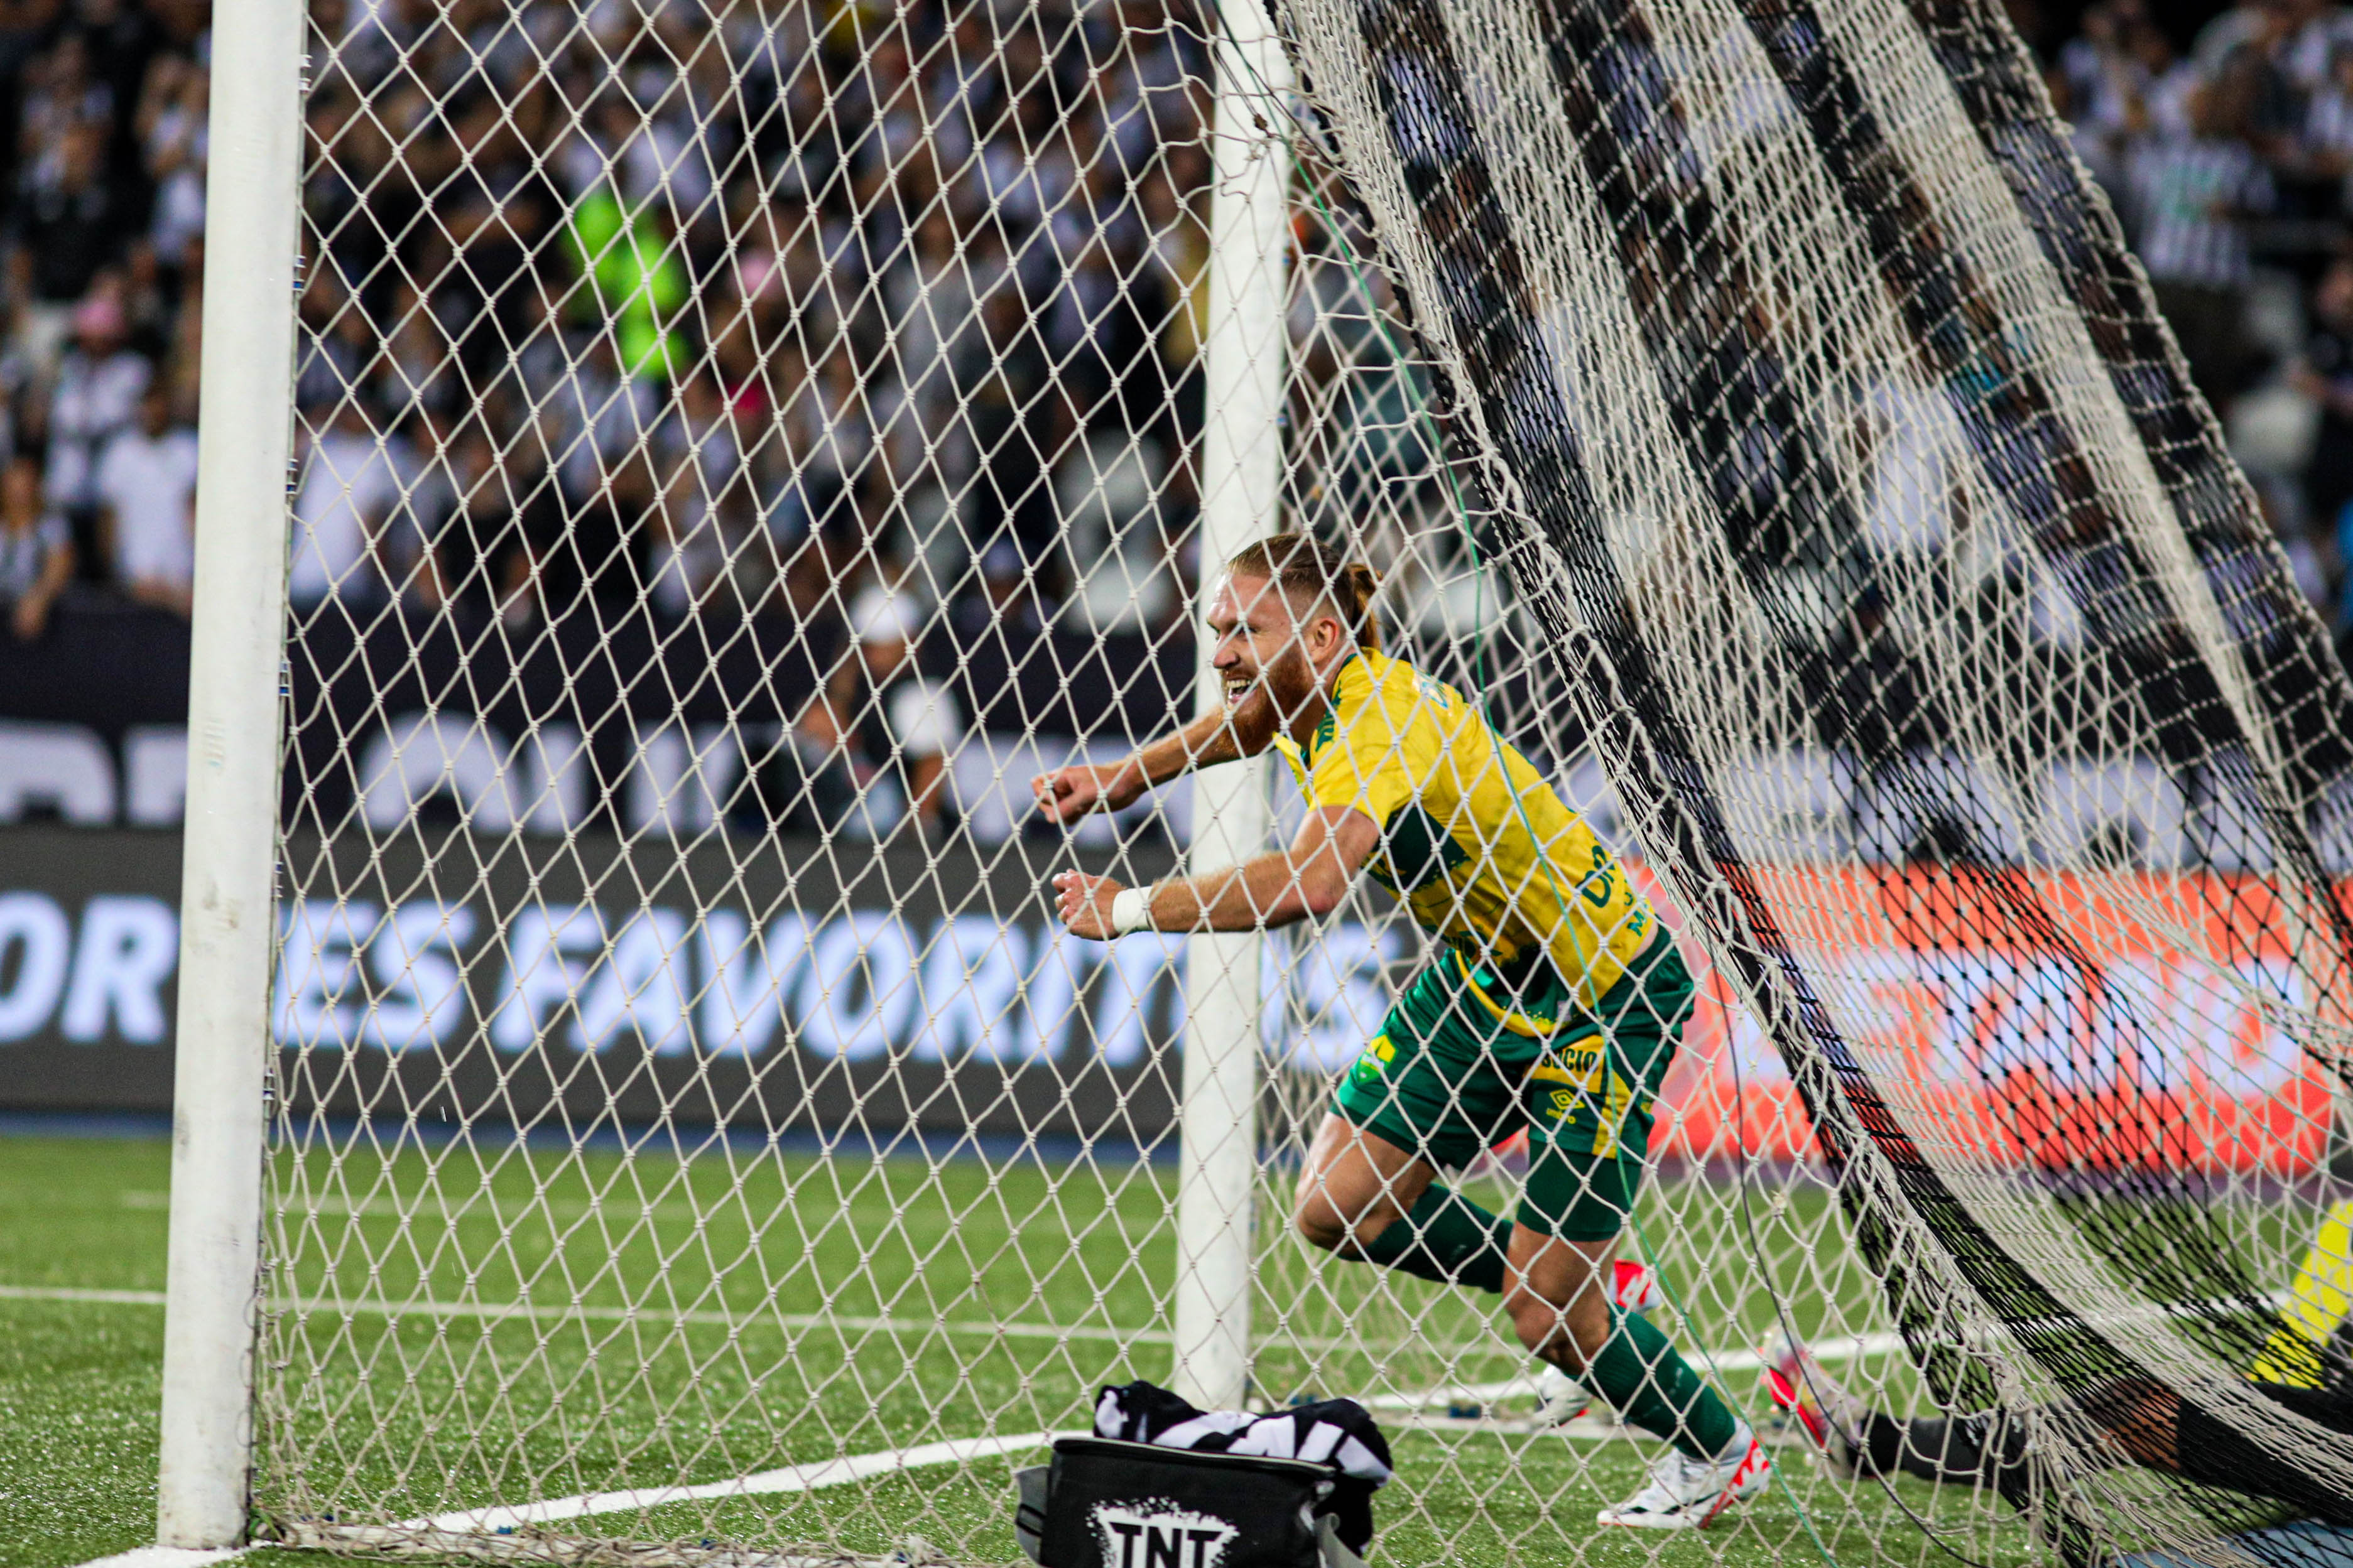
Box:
[1111,887,1153,935]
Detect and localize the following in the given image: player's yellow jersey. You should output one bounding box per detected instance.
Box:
[1270,649,1656,1028]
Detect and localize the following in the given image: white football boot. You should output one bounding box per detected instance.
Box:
[1531,1363,1593,1425]
[1595,1425,1771,1529]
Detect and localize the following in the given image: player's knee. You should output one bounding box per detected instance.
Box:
[1504,1278,1609,1366]
[1503,1288,1572,1363]
[1291,1187,1349,1252]
[1293,1208,1347,1253]
[1291,1182,1399,1257]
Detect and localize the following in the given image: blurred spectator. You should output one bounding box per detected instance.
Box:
[950,536,1046,643]
[376,282,461,423]
[646,486,737,617]
[94,377,193,614]
[378,406,451,608]
[43,284,147,518]
[2273,0,2353,92]
[0,452,69,639]
[294,270,377,414]
[290,399,403,609]
[0,1,63,88]
[2127,81,2277,404]
[137,50,204,268]
[855,582,961,831]
[410,421,512,617]
[14,119,126,367]
[1857,376,1959,568]
[2296,256,2353,544]
[2056,1,2163,192]
[75,0,157,147]
[156,233,200,411]
[119,238,170,350]
[783,583,963,838]
[21,36,112,182]
[533,444,648,619]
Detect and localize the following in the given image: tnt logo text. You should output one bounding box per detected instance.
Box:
[1090,1503,1236,1568]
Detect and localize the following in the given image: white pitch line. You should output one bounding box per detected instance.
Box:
[281,1295,1173,1346]
[0,1284,1168,1346]
[416,1431,1082,1533]
[0,1283,1444,1360]
[1354,1329,1909,1415]
[0,1284,168,1306]
[66,1550,244,1568]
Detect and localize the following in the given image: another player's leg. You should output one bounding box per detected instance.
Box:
[1771,1339,2353,1520]
[1766,1339,1964,1483]
[1770,1347,2174,1511]
[1506,1152,1768,1528]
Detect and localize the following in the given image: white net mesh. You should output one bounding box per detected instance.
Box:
[250,0,2353,1562]
[1265,0,2353,1555]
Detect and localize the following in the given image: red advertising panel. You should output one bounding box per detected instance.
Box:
[1636,865,2336,1175]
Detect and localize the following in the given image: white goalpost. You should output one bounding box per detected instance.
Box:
[156,0,304,1545]
[1169,0,1290,1415]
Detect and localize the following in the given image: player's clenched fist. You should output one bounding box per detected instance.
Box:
[1052,870,1124,939]
[1030,762,1141,823]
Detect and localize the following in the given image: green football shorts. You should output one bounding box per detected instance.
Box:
[1332,936,1694,1241]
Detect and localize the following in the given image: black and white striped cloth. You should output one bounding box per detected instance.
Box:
[1091,1381,1393,1550]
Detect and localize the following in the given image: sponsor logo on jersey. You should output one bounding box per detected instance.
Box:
[1531,1040,1605,1092]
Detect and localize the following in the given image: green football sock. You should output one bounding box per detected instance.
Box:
[1581,1307,1740,1460]
[1358,1183,1513,1292]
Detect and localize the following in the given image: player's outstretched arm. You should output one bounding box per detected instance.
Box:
[1053,805,1379,939]
[1029,707,1251,825]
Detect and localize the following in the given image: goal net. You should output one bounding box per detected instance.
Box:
[243,0,2352,1560]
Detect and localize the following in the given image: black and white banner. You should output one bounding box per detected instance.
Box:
[0,827,1408,1131]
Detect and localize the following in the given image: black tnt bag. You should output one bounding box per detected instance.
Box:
[1019,1436,1340,1568]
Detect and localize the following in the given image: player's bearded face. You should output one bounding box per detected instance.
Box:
[1209,571,1323,747]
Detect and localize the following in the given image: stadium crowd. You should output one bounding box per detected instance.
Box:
[0,0,1237,660]
[1,0,2352,655]
[2031,0,2353,615]
[278,0,1237,644]
[0,0,207,642]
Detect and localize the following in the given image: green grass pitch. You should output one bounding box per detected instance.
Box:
[0,1131,2051,1568]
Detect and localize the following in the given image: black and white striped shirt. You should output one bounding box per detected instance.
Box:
[2125,132,2276,289]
